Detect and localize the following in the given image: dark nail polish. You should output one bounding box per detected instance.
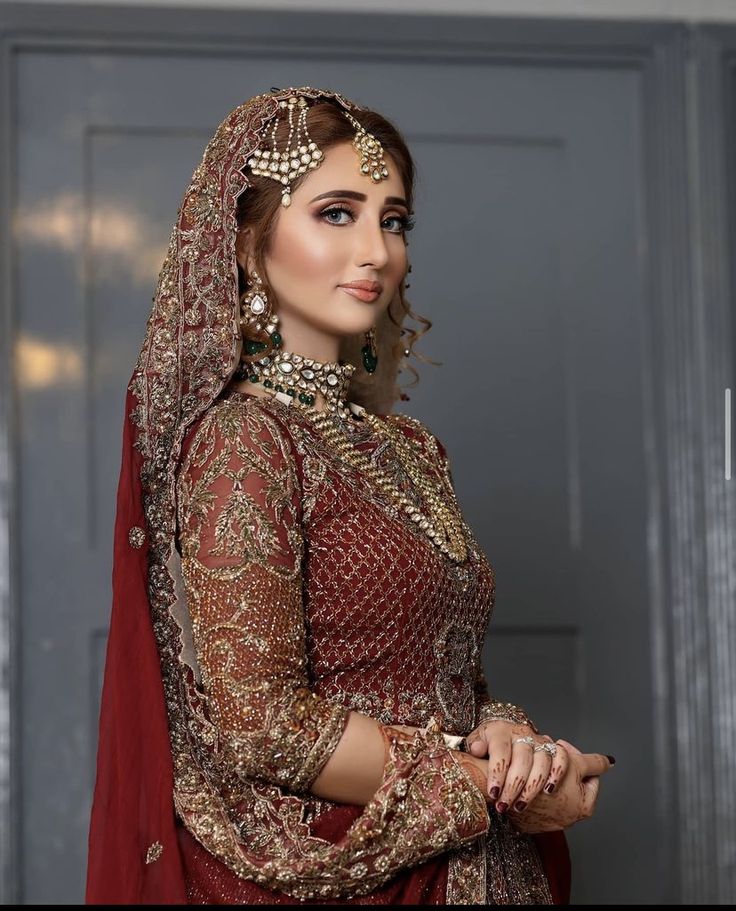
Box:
[496,801,508,814]
[514,800,526,812]
[489,786,500,800]
[544,783,555,794]
[607,755,616,765]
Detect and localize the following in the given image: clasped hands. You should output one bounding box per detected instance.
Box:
[461,719,615,832]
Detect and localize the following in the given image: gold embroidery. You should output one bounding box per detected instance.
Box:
[447,837,487,904]
[145,841,163,864]
[128,526,145,548]
[176,402,350,793]
[169,396,498,899]
[123,86,552,902]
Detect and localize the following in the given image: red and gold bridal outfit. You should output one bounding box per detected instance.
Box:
[169,385,565,904]
[85,85,570,906]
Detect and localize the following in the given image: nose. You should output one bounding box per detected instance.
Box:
[355,219,390,271]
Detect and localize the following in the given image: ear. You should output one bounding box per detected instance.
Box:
[235,226,253,275]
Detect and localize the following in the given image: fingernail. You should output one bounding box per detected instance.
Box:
[489,786,500,800]
[544,783,555,794]
[513,800,526,812]
[496,801,508,814]
[607,755,616,765]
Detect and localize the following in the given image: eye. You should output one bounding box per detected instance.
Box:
[383,213,416,234]
[319,205,416,234]
[320,205,355,226]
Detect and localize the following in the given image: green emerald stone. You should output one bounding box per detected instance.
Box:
[361,344,378,374]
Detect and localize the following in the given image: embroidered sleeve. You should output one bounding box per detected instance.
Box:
[253,725,490,900]
[176,400,349,792]
[175,400,492,896]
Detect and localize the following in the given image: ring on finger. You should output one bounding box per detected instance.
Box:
[533,742,558,756]
[513,736,535,747]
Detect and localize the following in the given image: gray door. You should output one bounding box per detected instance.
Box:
[6,13,687,905]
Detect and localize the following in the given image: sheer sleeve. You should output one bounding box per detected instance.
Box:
[176,399,349,792]
[174,399,490,895]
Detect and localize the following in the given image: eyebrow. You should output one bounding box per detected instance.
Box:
[309,189,409,208]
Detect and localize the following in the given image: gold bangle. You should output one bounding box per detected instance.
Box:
[477,701,539,733]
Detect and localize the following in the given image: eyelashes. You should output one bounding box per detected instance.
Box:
[319,204,416,233]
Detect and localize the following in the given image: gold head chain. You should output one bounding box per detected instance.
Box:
[245,91,389,207]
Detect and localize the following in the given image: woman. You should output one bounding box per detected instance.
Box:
[85,86,613,905]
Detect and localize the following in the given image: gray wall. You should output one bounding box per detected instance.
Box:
[0,2,734,905]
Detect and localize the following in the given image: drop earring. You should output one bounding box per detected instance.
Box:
[362,326,378,374]
[233,271,283,382]
[239,270,282,354]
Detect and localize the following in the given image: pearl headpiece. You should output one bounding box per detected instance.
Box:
[245,90,389,206]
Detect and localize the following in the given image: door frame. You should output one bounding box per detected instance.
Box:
[0,2,732,902]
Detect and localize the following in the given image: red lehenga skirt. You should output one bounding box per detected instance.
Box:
[175,809,570,904]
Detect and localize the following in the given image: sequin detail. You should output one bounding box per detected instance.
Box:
[146,841,163,864]
[128,526,146,548]
[124,86,553,903]
[168,393,551,902]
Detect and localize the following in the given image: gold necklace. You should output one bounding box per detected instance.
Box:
[304,408,469,564]
[229,380,470,562]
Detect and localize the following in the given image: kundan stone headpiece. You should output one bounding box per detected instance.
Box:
[244,89,390,207]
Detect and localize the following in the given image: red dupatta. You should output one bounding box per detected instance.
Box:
[86,387,187,903]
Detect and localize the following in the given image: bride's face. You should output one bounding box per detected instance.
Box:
[238,140,409,340]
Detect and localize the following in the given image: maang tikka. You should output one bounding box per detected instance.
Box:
[244,91,390,207]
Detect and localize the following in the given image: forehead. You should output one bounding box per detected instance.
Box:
[293,140,406,202]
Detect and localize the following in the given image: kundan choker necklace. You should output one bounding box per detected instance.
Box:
[235,348,357,419]
[232,346,469,563]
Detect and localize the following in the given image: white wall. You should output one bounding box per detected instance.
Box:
[4,0,736,23]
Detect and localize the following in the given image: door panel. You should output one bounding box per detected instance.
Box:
[14,47,650,902]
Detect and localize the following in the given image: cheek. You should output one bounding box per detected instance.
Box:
[271,217,343,282]
[389,240,408,280]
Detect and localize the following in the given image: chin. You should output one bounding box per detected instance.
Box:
[325,310,381,338]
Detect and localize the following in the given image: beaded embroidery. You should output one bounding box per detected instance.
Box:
[126,87,551,903]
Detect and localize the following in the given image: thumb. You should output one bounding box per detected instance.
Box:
[557,739,614,776]
[581,775,600,814]
[581,753,615,776]
[468,737,488,757]
[556,738,582,756]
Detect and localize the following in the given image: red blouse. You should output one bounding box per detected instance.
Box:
[164,387,568,904]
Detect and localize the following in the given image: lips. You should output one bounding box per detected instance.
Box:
[339,280,383,294]
[340,286,380,303]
